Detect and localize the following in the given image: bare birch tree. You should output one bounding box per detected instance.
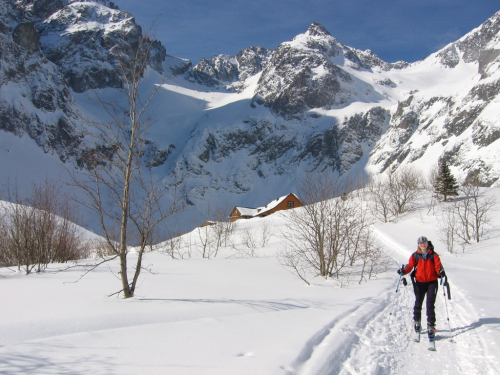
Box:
[71,25,185,298]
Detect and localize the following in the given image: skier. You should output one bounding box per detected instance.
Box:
[397,236,446,343]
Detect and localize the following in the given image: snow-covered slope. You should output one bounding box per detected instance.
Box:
[1,189,499,374]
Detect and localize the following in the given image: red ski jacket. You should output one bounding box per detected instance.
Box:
[401,249,443,283]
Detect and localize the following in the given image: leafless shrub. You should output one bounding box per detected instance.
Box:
[359,234,392,283]
[367,177,392,223]
[160,221,185,259]
[437,180,496,253]
[0,180,89,273]
[92,238,117,258]
[368,166,424,222]
[241,225,258,257]
[388,166,424,215]
[437,204,458,253]
[277,246,310,285]
[163,232,184,259]
[259,220,274,247]
[194,225,218,259]
[278,171,379,287]
[459,181,496,243]
[177,232,193,259]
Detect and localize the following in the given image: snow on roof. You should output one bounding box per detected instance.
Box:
[255,194,290,216]
[234,207,259,217]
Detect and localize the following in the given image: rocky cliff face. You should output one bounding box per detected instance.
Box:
[186,46,271,90]
[0,1,82,160]
[367,11,500,186]
[1,0,190,162]
[18,0,191,93]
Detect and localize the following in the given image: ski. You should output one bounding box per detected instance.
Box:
[412,321,421,343]
[428,338,436,351]
[413,329,420,343]
[428,326,436,351]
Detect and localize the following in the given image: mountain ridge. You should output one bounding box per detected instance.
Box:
[1,2,500,229]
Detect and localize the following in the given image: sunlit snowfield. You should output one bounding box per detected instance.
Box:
[1,189,499,375]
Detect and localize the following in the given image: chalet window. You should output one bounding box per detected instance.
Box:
[287,201,294,208]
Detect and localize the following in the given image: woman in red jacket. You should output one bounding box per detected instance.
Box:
[397,236,446,338]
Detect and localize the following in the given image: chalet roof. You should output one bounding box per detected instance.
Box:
[256,193,299,216]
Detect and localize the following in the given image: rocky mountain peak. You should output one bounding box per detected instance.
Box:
[436,9,500,69]
[306,22,332,37]
[13,0,189,93]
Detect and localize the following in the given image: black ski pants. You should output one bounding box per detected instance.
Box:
[413,279,438,326]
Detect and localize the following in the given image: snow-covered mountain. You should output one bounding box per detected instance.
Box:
[1,0,500,229]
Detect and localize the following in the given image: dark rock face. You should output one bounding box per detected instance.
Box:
[186,55,238,87]
[185,46,270,90]
[478,49,500,78]
[13,0,190,93]
[436,45,460,68]
[336,107,388,173]
[183,22,406,118]
[435,11,500,69]
[12,22,40,52]
[32,0,143,92]
[234,46,271,88]
[3,0,500,199]
[191,106,387,185]
[0,1,82,160]
[456,12,500,64]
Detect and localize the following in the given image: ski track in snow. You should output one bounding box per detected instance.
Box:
[288,228,500,375]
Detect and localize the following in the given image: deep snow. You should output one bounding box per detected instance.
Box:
[1,188,499,375]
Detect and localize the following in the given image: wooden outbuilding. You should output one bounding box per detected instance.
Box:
[201,221,216,227]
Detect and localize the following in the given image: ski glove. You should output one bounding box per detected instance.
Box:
[439,268,446,278]
[397,268,404,275]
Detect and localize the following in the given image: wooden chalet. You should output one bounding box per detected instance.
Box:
[228,193,303,222]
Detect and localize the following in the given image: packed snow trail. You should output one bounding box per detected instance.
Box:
[335,272,499,375]
[289,229,500,375]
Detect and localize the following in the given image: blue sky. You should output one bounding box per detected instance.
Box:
[114,0,499,65]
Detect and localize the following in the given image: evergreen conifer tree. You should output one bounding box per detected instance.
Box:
[433,158,459,201]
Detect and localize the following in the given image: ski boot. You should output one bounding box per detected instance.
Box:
[414,320,421,333]
[427,323,436,351]
[413,320,421,342]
